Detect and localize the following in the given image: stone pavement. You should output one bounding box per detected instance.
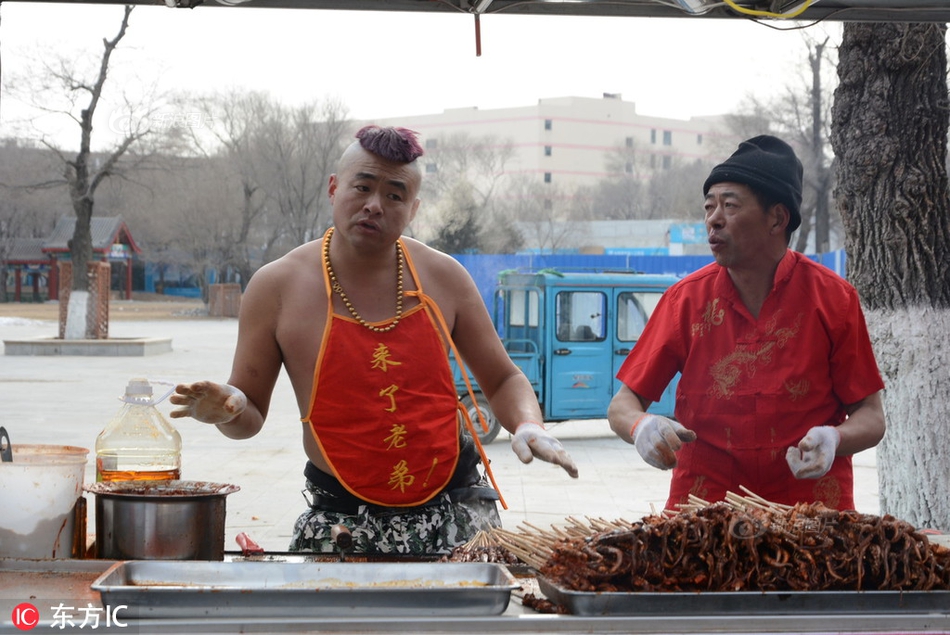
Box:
[0,314,880,553]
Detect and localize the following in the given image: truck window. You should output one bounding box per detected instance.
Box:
[556,291,606,342]
[499,288,540,351]
[508,289,539,328]
[617,292,663,341]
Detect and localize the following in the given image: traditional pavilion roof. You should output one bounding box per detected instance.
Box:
[41,216,141,255]
[6,238,47,265]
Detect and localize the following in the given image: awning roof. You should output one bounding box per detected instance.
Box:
[5,0,950,23]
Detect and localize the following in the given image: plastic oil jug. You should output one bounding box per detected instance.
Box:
[95,378,182,482]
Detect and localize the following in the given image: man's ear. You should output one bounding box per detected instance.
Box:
[770,203,790,234]
[410,197,420,223]
[327,174,338,200]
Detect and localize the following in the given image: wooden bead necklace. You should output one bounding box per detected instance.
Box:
[323,227,404,333]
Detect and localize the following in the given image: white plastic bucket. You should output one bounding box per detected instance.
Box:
[0,444,89,559]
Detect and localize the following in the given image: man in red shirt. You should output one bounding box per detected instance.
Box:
[608,135,885,512]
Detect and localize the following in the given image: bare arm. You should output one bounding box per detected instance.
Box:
[170,264,285,440]
[446,261,543,434]
[607,384,651,444]
[836,390,886,455]
[437,253,576,476]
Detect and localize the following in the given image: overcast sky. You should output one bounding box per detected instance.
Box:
[1,2,840,147]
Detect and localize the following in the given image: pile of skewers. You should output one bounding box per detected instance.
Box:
[448,487,950,594]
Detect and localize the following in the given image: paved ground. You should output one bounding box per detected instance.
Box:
[0,305,880,553]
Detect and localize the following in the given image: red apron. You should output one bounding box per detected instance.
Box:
[304,235,461,507]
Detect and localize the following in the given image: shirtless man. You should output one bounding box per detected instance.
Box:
[171,125,577,555]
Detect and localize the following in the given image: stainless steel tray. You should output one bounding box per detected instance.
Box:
[92,560,518,619]
[538,576,950,616]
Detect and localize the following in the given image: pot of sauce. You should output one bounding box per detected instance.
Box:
[85,480,239,560]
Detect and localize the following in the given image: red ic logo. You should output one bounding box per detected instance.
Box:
[12,603,39,631]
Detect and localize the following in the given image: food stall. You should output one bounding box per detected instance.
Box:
[3,488,949,635]
[3,555,950,634]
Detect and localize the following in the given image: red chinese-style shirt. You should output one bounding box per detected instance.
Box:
[617,250,884,511]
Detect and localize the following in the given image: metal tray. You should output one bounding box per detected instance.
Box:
[538,576,950,616]
[92,560,518,619]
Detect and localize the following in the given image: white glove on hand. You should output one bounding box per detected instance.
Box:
[631,414,697,470]
[170,381,247,425]
[511,422,579,478]
[786,425,840,479]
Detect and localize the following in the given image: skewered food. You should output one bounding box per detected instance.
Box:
[540,497,950,593]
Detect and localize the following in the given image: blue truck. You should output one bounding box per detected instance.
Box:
[454,268,681,443]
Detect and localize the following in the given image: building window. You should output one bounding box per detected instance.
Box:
[544,172,552,183]
[650,154,656,168]
[544,119,553,131]
[663,130,672,146]
[625,136,634,148]
[624,162,634,174]
[543,199,553,210]
[544,145,552,156]
[662,155,672,170]
[425,163,438,174]
[697,134,703,145]
[650,129,657,144]
[425,138,438,149]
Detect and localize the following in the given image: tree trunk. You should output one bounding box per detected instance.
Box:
[70,195,94,292]
[831,22,950,529]
[810,39,830,254]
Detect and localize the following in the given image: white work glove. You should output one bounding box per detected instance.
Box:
[631,414,697,470]
[170,381,247,425]
[786,425,840,479]
[511,422,579,478]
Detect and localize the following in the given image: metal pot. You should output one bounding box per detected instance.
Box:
[85,480,239,561]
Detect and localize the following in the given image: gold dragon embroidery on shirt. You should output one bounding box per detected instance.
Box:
[707,311,804,399]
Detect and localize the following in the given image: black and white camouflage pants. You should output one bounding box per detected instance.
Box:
[288,477,502,556]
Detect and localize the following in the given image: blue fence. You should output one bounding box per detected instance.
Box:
[141,249,847,307]
[453,250,847,311]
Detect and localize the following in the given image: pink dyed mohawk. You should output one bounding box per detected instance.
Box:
[355,125,424,163]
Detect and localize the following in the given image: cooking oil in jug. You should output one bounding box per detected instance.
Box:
[95,378,181,482]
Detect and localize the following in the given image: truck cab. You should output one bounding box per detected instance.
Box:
[455,269,681,443]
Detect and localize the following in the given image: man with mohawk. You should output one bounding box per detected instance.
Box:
[172,125,578,555]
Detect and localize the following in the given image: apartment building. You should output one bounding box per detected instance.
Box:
[375,94,737,191]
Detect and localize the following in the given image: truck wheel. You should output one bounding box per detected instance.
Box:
[460,394,501,445]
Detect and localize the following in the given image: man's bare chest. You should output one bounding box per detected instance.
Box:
[276,299,328,386]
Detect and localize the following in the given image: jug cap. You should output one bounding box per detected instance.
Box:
[120,378,175,405]
[125,378,153,397]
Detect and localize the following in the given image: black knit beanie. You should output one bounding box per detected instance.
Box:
[703,135,803,232]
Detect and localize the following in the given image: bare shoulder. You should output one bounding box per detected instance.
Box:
[401,237,472,286]
[247,242,322,289]
[401,237,485,328]
[241,240,325,316]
